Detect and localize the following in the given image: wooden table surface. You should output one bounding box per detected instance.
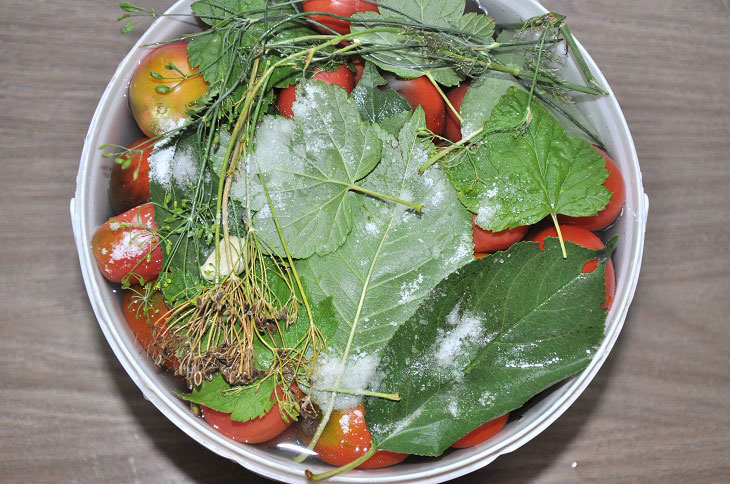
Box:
[1,1,729,482]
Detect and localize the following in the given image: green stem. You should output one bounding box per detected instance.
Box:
[305,446,378,481]
[256,165,317,352]
[559,24,608,95]
[550,213,568,258]
[316,388,401,401]
[493,38,561,48]
[489,63,522,76]
[418,126,484,174]
[426,71,462,123]
[294,209,395,463]
[349,184,423,213]
[523,71,605,96]
[520,26,549,127]
[439,49,525,78]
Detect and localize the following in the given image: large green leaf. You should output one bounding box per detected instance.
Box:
[445,87,610,231]
[351,0,492,86]
[296,109,473,407]
[351,62,411,124]
[380,0,464,24]
[365,240,607,456]
[251,82,384,259]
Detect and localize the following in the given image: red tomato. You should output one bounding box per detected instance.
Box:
[302,0,379,35]
[558,148,625,230]
[277,65,356,118]
[472,214,528,253]
[202,387,296,444]
[91,204,162,284]
[300,405,408,469]
[443,82,470,142]
[384,75,446,135]
[122,286,178,370]
[451,413,509,448]
[129,42,208,138]
[109,138,153,214]
[531,225,616,309]
[351,55,365,84]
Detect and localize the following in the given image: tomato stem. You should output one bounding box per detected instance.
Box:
[305,446,378,482]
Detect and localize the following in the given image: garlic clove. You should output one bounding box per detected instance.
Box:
[200,235,246,281]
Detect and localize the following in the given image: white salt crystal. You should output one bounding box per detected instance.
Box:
[433,303,485,372]
[399,273,424,304]
[312,352,380,410]
[148,145,175,188]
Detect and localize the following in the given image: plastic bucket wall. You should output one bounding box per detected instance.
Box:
[71,1,648,482]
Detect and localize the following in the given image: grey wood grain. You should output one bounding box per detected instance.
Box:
[1,1,728,483]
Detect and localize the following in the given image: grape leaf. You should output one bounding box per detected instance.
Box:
[251,82,384,259]
[180,373,276,422]
[351,0,491,87]
[444,87,610,231]
[378,110,412,136]
[365,239,608,456]
[296,109,473,406]
[351,62,411,124]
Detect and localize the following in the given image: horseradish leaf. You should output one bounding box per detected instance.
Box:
[296,109,473,409]
[445,87,610,231]
[365,240,607,455]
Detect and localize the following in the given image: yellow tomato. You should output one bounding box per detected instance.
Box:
[128,42,208,138]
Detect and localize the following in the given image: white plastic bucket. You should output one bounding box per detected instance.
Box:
[71,1,648,482]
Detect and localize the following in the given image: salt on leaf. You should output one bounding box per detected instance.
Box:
[445,87,611,232]
[296,109,474,410]
[312,352,380,410]
[148,137,201,190]
[251,82,384,259]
